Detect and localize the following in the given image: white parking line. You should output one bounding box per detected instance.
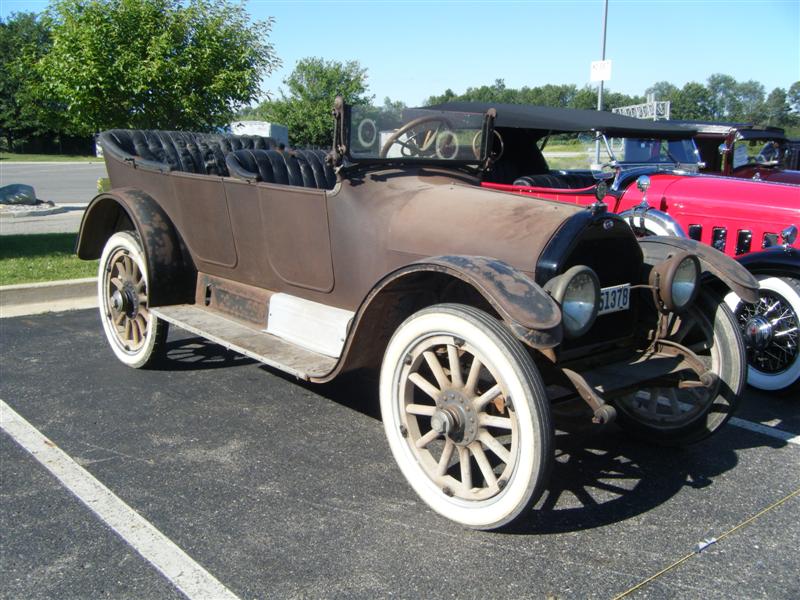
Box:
[729,417,800,446]
[0,400,240,600]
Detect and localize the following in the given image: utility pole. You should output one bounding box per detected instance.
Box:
[595,0,609,164]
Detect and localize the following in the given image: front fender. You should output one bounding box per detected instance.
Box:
[638,236,759,304]
[418,256,562,346]
[76,188,195,306]
[736,247,800,278]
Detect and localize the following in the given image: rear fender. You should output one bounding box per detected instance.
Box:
[638,236,759,303]
[76,188,195,306]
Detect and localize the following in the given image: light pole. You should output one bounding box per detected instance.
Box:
[595,0,609,165]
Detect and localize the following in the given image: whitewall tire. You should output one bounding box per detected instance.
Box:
[98,231,168,369]
[379,304,552,530]
[724,275,800,393]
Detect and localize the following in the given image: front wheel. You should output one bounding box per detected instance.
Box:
[724,275,800,393]
[98,231,168,368]
[614,291,745,445]
[380,304,552,530]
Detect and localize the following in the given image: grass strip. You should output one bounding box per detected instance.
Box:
[0,153,99,162]
[0,233,97,285]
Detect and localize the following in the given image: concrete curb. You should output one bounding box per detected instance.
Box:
[0,206,68,219]
[1,277,97,318]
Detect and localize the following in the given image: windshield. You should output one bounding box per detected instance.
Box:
[732,138,785,169]
[613,137,701,168]
[348,105,488,163]
[540,133,702,171]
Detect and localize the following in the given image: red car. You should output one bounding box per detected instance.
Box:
[677,121,800,185]
[433,102,800,392]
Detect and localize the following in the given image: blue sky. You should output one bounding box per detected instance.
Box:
[3,0,798,106]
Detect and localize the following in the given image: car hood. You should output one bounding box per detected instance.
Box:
[386,178,584,274]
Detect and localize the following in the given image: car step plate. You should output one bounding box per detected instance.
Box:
[151,304,337,380]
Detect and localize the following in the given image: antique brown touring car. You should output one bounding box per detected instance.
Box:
[77,100,758,529]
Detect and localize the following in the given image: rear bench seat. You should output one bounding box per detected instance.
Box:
[225,149,336,190]
[99,129,336,191]
[512,170,599,189]
[99,129,277,177]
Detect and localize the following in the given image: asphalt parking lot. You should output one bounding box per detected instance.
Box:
[1,309,798,600]
[0,162,106,205]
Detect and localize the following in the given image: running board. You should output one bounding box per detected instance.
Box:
[151,304,337,380]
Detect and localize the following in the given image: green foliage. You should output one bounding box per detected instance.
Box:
[34,0,280,134]
[424,80,642,112]
[0,12,55,150]
[670,82,715,120]
[253,57,373,147]
[423,75,798,131]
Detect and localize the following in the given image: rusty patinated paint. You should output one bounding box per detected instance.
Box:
[638,236,759,303]
[76,188,195,306]
[422,256,561,331]
[195,272,272,326]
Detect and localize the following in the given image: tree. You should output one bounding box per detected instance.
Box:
[0,12,54,150]
[763,87,789,127]
[255,57,373,147]
[788,81,800,114]
[671,82,715,120]
[35,0,280,134]
[735,79,766,122]
[706,73,742,120]
[645,81,679,103]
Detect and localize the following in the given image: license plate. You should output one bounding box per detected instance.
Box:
[599,284,631,315]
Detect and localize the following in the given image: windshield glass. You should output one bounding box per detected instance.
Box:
[348,105,487,162]
[613,137,701,167]
[732,138,785,169]
[539,133,701,171]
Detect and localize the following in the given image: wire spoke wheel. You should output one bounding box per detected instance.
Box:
[380,304,551,530]
[98,232,167,368]
[724,275,800,393]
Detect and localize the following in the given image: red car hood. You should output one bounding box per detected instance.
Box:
[626,173,800,217]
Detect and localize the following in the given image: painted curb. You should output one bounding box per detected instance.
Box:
[1,277,97,317]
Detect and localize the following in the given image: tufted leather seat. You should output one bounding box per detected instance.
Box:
[99,129,277,177]
[225,148,336,190]
[513,171,598,189]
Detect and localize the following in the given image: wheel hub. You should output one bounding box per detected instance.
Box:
[434,389,478,446]
[111,282,139,318]
[744,315,774,350]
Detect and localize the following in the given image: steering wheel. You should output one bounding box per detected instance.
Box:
[379,115,454,158]
[471,130,505,160]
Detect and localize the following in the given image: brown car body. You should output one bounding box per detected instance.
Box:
[77,104,758,529]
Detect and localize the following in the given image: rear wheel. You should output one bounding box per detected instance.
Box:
[380,304,552,530]
[98,231,168,368]
[614,292,745,445]
[724,275,800,393]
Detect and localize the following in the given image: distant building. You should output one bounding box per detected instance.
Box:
[230,121,289,147]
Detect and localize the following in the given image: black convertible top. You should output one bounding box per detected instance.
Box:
[671,120,788,141]
[429,101,696,139]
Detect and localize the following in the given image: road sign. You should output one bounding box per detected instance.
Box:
[590,60,612,82]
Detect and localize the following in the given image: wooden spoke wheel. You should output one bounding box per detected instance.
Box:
[98,232,167,368]
[380,304,552,530]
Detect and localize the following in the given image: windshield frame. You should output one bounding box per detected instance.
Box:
[333,99,497,172]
